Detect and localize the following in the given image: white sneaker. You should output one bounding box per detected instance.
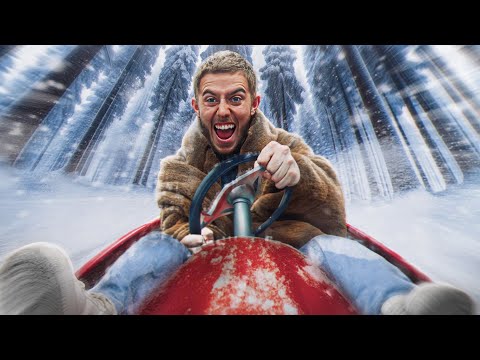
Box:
[0,242,117,315]
[381,282,474,315]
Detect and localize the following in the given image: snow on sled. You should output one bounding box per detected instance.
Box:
[76,154,430,315]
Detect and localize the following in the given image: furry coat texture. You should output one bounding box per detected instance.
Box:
[156,110,347,249]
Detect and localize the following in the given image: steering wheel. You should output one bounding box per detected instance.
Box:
[189,153,292,237]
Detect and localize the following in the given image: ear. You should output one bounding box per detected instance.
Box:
[251,95,261,115]
[191,97,200,114]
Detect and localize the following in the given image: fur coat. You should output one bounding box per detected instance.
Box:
[156,110,347,249]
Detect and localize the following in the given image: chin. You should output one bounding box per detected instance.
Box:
[215,147,236,156]
[213,140,240,155]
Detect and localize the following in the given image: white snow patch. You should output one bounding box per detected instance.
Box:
[210,255,223,265]
[207,243,300,314]
[283,303,298,315]
[212,253,236,290]
[300,264,333,286]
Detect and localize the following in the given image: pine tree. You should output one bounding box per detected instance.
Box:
[134,45,199,185]
[111,45,165,120]
[259,45,304,131]
[374,45,480,178]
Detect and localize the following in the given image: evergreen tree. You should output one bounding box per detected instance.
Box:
[303,46,351,159]
[145,94,197,187]
[374,45,480,178]
[111,45,165,120]
[134,45,199,185]
[259,45,304,131]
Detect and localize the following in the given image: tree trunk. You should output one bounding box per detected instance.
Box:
[376,45,480,176]
[343,45,419,191]
[0,45,16,59]
[65,45,143,174]
[133,72,178,185]
[0,45,102,163]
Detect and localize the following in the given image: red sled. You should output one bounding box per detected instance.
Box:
[76,154,430,315]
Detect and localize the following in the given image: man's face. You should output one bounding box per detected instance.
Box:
[192,71,260,155]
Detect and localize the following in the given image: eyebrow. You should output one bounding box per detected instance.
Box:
[202,90,216,97]
[228,88,246,96]
[202,88,247,97]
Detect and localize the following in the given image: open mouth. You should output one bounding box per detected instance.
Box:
[214,123,236,141]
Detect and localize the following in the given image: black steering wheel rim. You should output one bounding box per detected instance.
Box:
[189,153,292,237]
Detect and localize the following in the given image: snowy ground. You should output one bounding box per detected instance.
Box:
[0,165,479,314]
[0,167,158,268]
[347,183,480,314]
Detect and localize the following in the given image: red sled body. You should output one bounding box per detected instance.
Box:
[76,218,430,315]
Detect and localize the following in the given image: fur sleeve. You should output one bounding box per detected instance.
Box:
[251,131,347,237]
[156,154,232,241]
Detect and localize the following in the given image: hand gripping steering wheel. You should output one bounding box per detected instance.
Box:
[189,153,292,237]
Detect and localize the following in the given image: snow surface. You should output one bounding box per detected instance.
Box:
[0,165,478,314]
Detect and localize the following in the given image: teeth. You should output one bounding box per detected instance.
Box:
[215,124,235,130]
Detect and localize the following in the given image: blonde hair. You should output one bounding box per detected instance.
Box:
[193,50,257,100]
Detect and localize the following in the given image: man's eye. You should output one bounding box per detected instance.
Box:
[206,98,217,103]
[231,96,242,103]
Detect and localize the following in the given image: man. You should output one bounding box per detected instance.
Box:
[159,53,345,251]
[0,51,474,315]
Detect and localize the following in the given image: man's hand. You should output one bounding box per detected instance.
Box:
[255,141,300,189]
[180,227,214,254]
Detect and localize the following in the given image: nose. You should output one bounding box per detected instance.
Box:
[217,99,230,118]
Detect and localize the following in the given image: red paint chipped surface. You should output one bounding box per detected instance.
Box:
[139,237,358,315]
